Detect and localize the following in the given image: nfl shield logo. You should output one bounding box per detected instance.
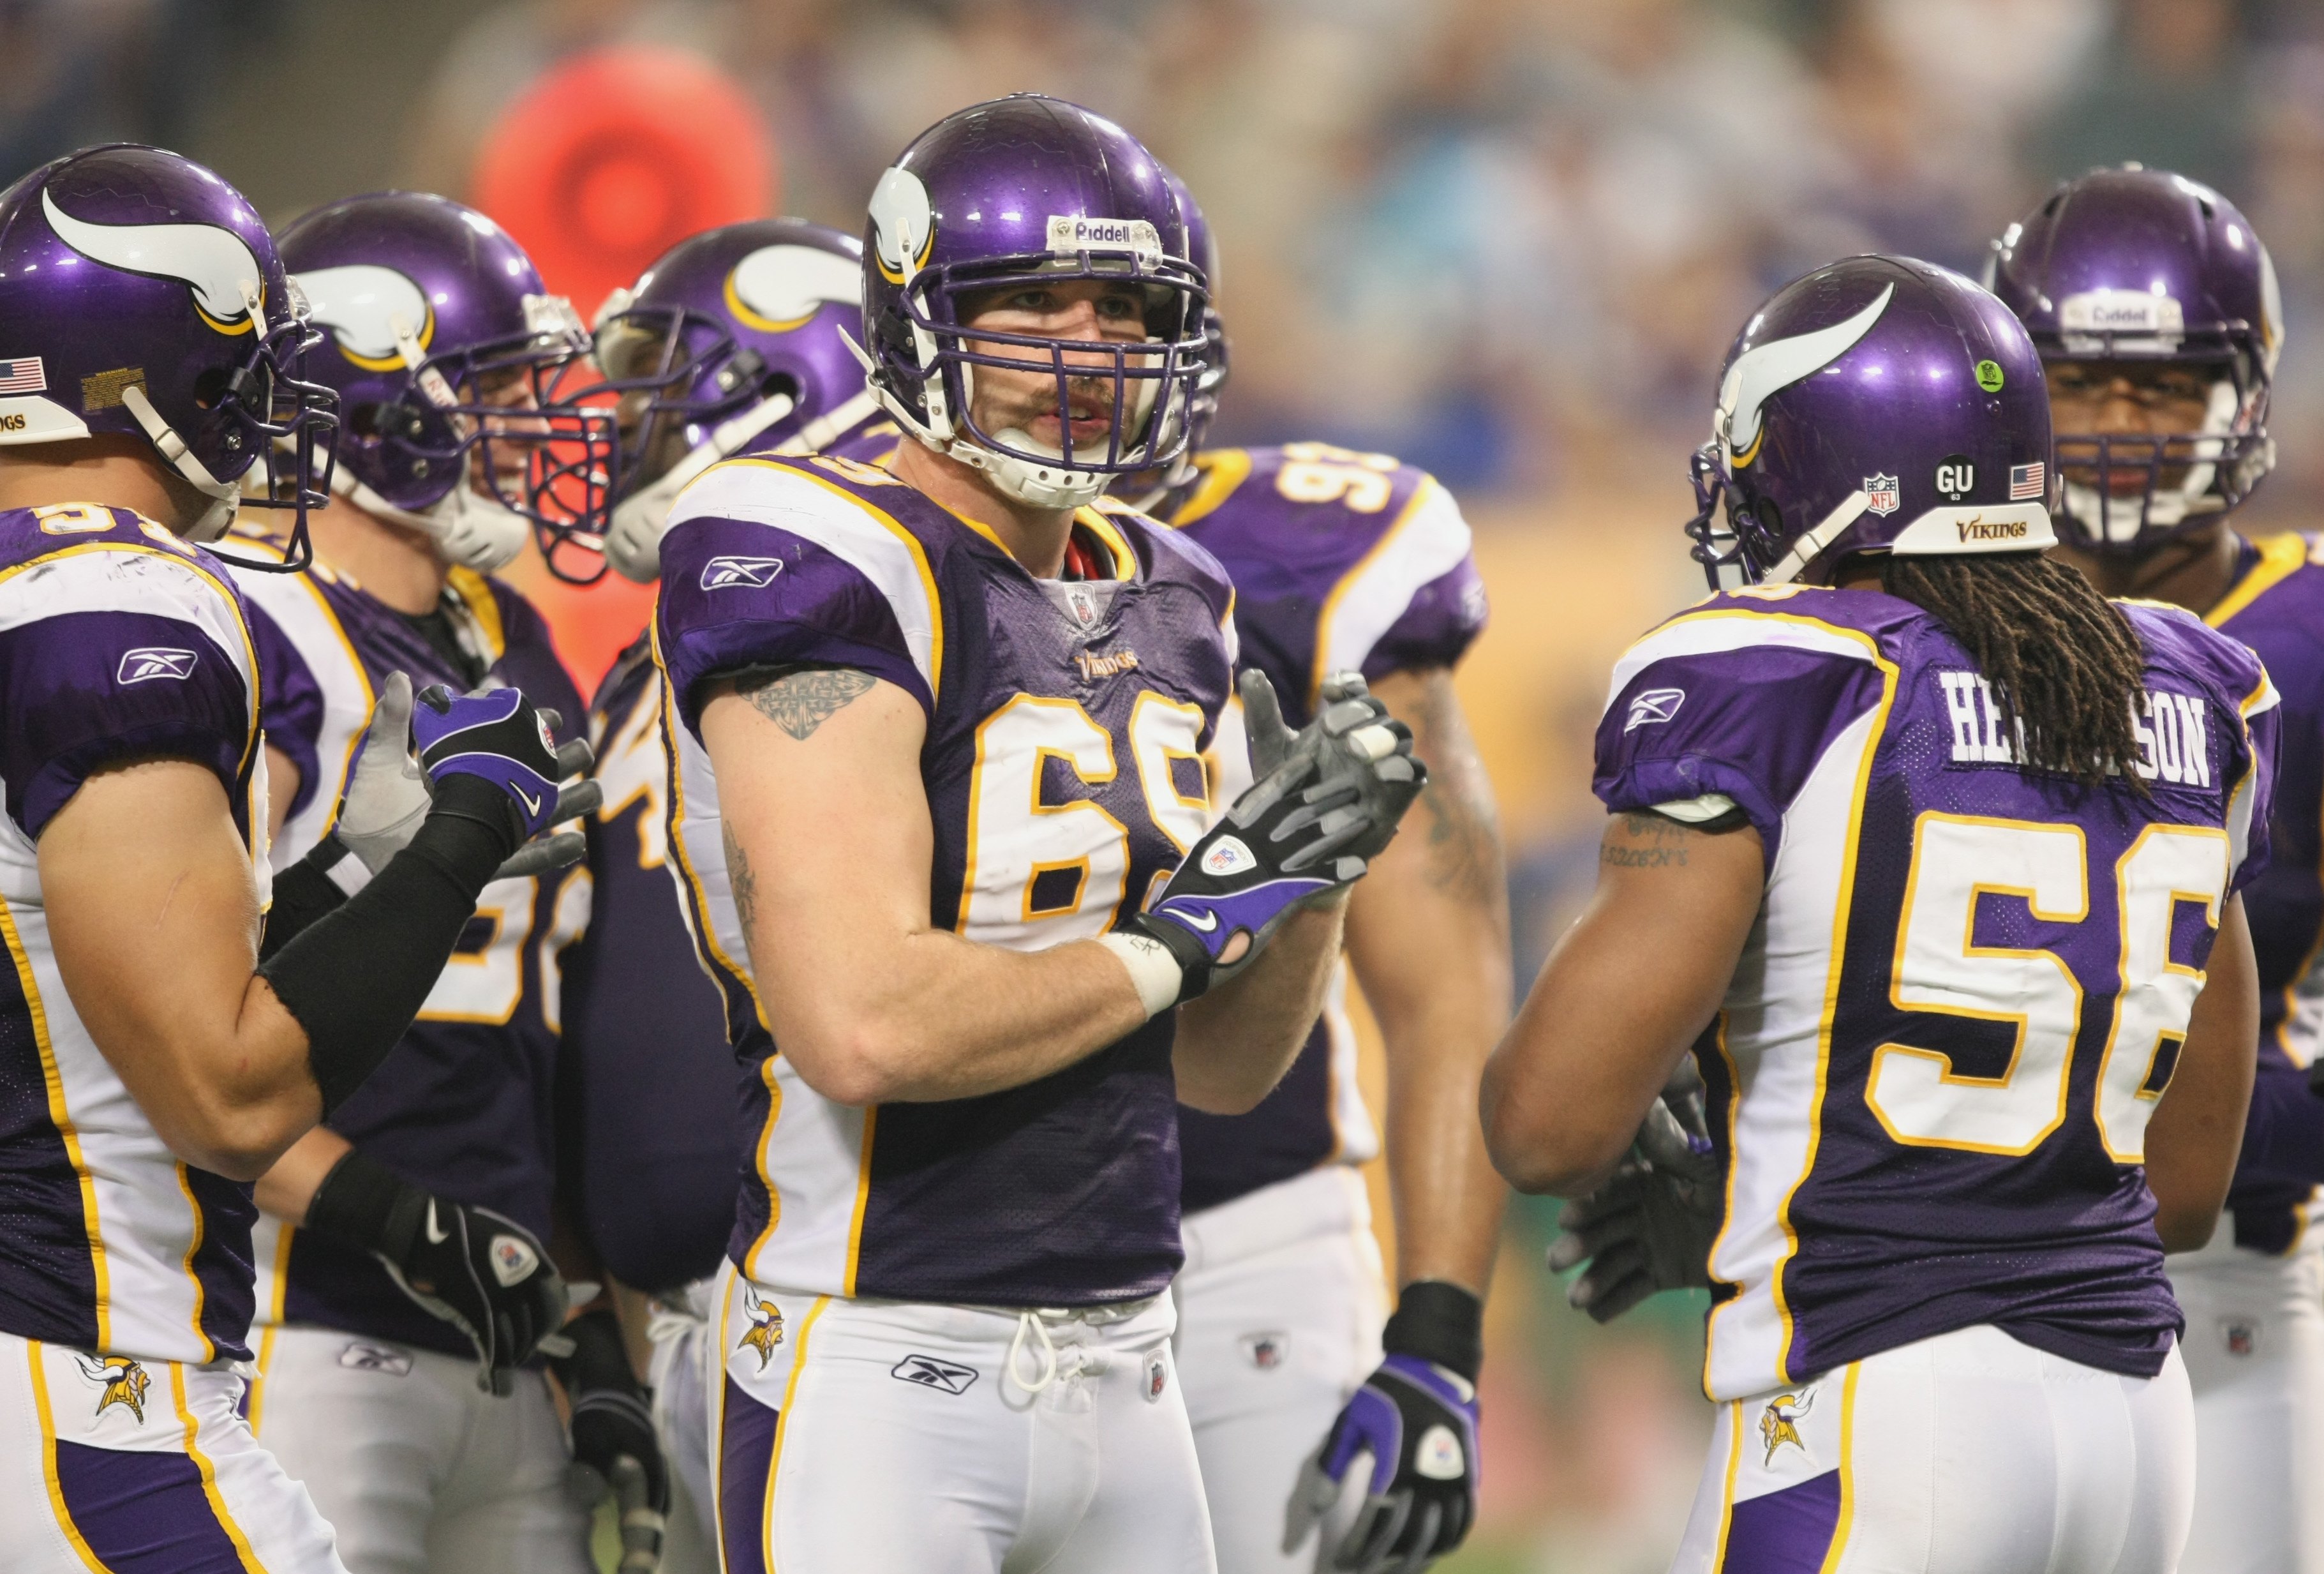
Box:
[1863,474,1901,516]
[1240,1332,1288,1370]
[2224,1319,2259,1358]
[1145,1355,1168,1401]
[1066,585,1098,626]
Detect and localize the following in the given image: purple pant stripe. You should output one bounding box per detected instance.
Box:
[52,1439,251,1573]
[719,1375,779,1574]
[1722,1467,1843,1573]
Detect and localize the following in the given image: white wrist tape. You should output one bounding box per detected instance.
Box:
[1096,932,1184,1019]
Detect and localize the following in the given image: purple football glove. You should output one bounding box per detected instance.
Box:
[1302,1354,1479,1573]
[1131,670,1424,999]
[411,684,597,848]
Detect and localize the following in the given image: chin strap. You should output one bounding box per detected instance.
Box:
[120,382,241,542]
[1762,490,1872,585]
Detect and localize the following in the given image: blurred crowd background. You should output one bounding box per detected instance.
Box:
[13,1,2322,1567]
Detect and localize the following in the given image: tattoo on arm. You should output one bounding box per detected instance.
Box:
[723,821,759,928]
[1419,777,1503,903]
[735,667,876,741]
[1602,812,1700,869]
[1409,674,1505,904]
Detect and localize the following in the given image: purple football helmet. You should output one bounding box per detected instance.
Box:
[591,219,883,583]
[860,94,1209,509]
[1687,255,2057,589]
[277,192,614,576]
[0,144,336,563]
[1986,165,2282,552]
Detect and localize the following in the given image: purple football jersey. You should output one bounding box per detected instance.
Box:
[656,453,1236,1307]
[1596,583,2277,1400]
[0,503,265,1365]
[230,542,588,1360]
[2203,534,2324,1252]
[563,417,905,1293]
[562,634,739,1292]
[1160,444,1487,1213]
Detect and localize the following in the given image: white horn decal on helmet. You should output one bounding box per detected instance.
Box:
[292,264,434,371]
[870,168,935,287]
[2258,244,2284,375]
[42,188,264,335]
[726,244,863,333]
[1719,283,1895,463]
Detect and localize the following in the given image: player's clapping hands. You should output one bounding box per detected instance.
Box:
[1131,670,1426,999]
[315,672,601,885]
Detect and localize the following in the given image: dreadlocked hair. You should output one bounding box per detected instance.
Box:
[1878,551,2150,793]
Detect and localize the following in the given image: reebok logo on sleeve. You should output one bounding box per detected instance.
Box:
[116,647,197,684]
[1625,687,1685,732]
[701,555,786,590]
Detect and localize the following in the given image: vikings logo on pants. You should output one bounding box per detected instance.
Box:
[738,1285,786,1370]
[74,1353,150,1424]
[1759,1389,1813,1465]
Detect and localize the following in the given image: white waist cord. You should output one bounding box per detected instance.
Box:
[1007,1310,1061,1396]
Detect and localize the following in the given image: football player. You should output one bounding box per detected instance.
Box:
[566,216,898,1569]
[1129,176,1508,1574]
[1485,255,2273,1571]
[221,191,640,1574]
[0,147,586,1574]
[655,95,1424,1573]
[1990,166,2324,1574]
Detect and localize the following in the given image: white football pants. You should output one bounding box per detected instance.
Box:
[1672,1322,2194,1573]
[246,1324,592,1574]
[0,1328,346,1573]
[2170,1228,2324,1574]
[643,1278,720,1574]
[711,1264,1216,1574]
[1173,1166,1385,1574]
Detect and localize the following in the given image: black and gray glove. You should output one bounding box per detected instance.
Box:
[302,1148,569,1394]
[312,671,600,887]
[1547,1077,1720,1323]
[1294,1281,1483,1573]
[1129,670,1425,1000]
[553,1307,667,1574]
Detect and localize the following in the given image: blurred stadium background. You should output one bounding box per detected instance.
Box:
[19,1,2323,1566]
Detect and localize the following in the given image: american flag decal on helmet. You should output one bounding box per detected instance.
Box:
[2009,461,2046,500]
[0,357,45,394]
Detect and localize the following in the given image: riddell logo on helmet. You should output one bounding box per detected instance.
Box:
[1046,216,1163,262]
[2060,289,2186,335]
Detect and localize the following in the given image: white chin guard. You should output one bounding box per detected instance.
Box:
[944,430,1108,510]
[339,465,529,573]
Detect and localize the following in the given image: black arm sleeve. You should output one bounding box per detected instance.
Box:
[258,854,348,963]
[260,777,518,1115]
